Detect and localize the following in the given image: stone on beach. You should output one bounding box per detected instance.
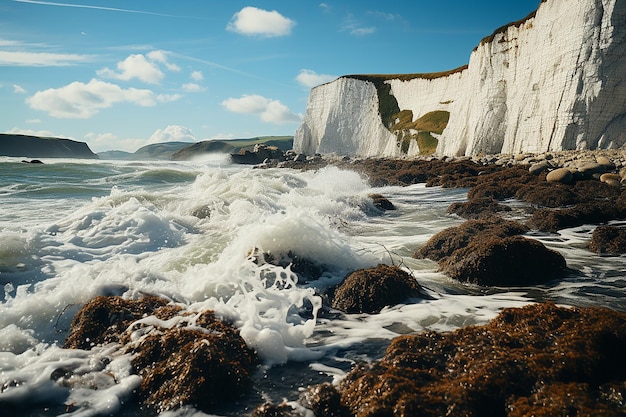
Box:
[546,167,573,184]
[64,296,257,414]
[330,303,626,417]
[589,225,626,254]
[331,264,426,314]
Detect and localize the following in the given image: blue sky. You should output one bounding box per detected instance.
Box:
[1,0,540,153]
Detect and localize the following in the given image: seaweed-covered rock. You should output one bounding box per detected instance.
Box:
[440,235,567,286]
[416,219,566,286]
[300,383,351,417]
[334,303,626,417]
[130,310,257,413]
[252,403,299,417]
[64,296,257,414]
[447,197,512,219]
[63,295,175,350]
[331,265,425,314]
[368,193,396,211]
[416,218,528,262]
[528,202,623,233]
[589,225,626,254]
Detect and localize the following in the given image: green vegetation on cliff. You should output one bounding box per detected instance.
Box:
[341,73,456,155]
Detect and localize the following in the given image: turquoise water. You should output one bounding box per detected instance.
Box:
[0,156,624,416]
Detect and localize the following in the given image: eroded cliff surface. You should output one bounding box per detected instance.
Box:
[294,0,626,157]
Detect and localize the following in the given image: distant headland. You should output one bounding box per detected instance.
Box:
[0,134,98,159]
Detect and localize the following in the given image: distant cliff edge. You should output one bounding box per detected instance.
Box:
[0,134,98,159]
[295,0,626,157]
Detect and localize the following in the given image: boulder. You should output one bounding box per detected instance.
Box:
[529,161,551,175]
[416,218,528,262]
[130,311,257,413]
[589,225,626,254]
[64,296,257,414]
[368,193,396,211]
[331,264,426,314]
[528,201,623,233]
[331,303,626,417]
[440,235,567,286]
[546,167,573,184]
[447,197,512,219]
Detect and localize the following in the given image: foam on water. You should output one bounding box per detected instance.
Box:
[1,159,625,416]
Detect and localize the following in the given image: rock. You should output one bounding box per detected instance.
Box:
[447,197,512,219]
[368,193,396,211]
[578,162,607,178]
[64,296,257,414]
[596,155,614,169]
[601,173,622,188]
[64,295,174,350]
[528,201,624,233]
[300,383,351,417]
[589,225,626,254]
[294,153,307,162]
[546,167,573,184]
[130,311,257,413]
[252,403,299,417]
[515,181,579,207]
[440,235,567,286]
[416,218,529,262]
[191,205,211,219]
[331,264,426,314]
[331,303,626,417]
[231,144,285,165]
[529,161,551,176]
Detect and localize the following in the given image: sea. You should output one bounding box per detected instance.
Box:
[1,155,625,417]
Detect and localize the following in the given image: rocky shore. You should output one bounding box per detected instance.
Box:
[54,148,626,416]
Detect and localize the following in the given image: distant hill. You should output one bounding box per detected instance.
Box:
[0,134,98,159]
[171,136,293,161]
[97,136,294,161]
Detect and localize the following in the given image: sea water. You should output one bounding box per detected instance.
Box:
[0,156,625,416]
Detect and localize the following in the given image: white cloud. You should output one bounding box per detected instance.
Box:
[84,132,145,153]
[97,53,165,84]
[296,69,336,88]
[342,14,376,36]
[26,78,158,119]
[0,50,93,66]
[26,118,41,124]
[221,94,301,124]
[182,83,206,92]
[157,93,182,103]
[13,84,26,94]
[210,133,235,140]
[191,71,203,81]
[147,125,196,145]
[147,50,181,72]
[227,7,295,37]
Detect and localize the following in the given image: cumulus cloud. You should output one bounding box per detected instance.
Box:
[221,94,302,124]
[227,7,295,37]
[84,132,146,153]
[191,71,204,81]
[13,84,26,94]
[182,83,206,92]
[296,69,337,88]
[26,79,159,119]
[147,125,196,145]
[97,53,165,84]
[147,50,181,72]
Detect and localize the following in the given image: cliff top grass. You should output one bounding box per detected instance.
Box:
[343,65,468,83]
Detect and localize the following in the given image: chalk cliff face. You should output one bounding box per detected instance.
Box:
[294,0,626,157]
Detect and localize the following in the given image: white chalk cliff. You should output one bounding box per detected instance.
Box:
[294,0,626,157]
